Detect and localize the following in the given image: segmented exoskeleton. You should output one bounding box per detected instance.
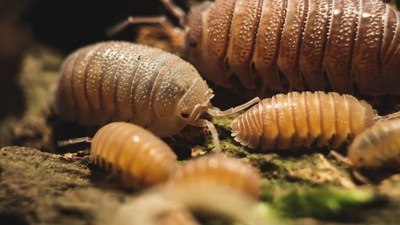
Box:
[185,0,400,96]
[54,41,260,152]
[90,122,179,187]
[231,91,380,150]
[167,154,262,198]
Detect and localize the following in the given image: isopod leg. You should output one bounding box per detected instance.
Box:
[106,16,179,37]
[191,118,221,153]
[159,0,186,26]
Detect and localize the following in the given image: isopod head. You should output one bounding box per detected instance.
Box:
[175,79,214,127]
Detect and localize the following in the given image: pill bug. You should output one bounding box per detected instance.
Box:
[347,118,400,169]
[185,0,400,96]
[230,91,397,150]
[167,153,262,199]
[54,40,260,152]
[90,122,179,187]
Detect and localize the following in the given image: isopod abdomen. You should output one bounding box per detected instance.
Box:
[185,0,400,95]
[90,122,179,187]
[231,91,377,150]
[168,153,262,199]
[54,41,214,138]
[348,119,400,168]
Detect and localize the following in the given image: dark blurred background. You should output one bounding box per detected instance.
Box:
[25,0,188,51]
[0,0,188,120]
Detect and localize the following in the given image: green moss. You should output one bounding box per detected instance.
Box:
[267,186,376,220]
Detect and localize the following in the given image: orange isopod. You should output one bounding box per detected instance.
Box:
[231,91,379,150]
[185,0,400,96]
[110,0,400,97]
[90,122,179,187]
[167,153,262,199]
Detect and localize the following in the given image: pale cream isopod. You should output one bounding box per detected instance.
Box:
[347,118,400,169]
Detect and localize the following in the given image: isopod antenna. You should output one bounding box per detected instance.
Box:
[57,137,93,147]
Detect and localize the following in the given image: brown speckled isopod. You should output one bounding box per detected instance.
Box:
[167,153,262,199]
[54,41,260,152]
[90,122,179,187]
[185,0,400,96]
[347,118,400,169]
[231,91,389,150]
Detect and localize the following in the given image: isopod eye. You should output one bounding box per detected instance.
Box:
[188,40,197,48]
[181,112,190,119]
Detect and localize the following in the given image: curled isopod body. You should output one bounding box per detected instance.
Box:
[90,122,179,187]
[185,0,400,96]
[168,153,262,199]
[54,40,260,152]
[231,91,378,150]
[348,119,400,169]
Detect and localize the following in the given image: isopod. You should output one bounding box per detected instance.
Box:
[54,41,259,152]
[167,153,262,199]
[111,0,400,96]
[231,91,400,150]
[90,122,179,187]
[347,118,400,169]
[108,182,269,225]
[185,0,400,96]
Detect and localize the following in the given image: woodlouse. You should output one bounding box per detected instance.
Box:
[347,118,400,168]
[167,153,262,199]
[185,0,400,96]
[90,122,179,187]
[231,91,386,150]
[54,40,260,152]
[110,182,268,225]
[112,0,400,96]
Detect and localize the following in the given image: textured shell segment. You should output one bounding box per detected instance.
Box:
[167,153,262,199]
[231,91,376,150]
[186,0,400,96]
[55,41,213,137]
[90,122,179,187]
[348,119,400,168]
